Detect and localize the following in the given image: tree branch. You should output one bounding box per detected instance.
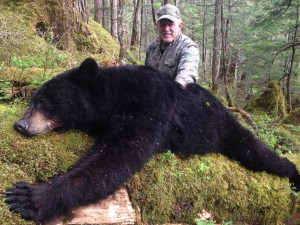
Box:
[272,41,300,64]
[279,41,300,52]
[226,107,258,130]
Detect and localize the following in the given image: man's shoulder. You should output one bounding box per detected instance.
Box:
[180,34,198,47]
[177,34,199,59]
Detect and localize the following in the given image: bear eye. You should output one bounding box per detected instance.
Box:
[34,99,45,108]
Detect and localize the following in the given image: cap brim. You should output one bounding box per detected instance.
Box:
[157,15,179,23]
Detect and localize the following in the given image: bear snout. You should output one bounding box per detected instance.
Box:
[14,119,32,136]
[14,111,61,137]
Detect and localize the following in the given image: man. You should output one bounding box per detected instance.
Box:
[145,4,200,88]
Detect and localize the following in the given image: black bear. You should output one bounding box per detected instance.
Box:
[5,58,300,223]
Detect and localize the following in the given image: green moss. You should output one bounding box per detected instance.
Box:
[245,80,287,117]
[0,3,70,68]
[0,67,59,84]
[0,163,34,225]
[0,1,118,69]
[240,113,300,154]
[128,153,294,224]
[282,108,300,125]
[78,19,120,66]
[215,94,228,106]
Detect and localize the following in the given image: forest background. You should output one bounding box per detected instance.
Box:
[89,0,300,111]
[0,0,299,109]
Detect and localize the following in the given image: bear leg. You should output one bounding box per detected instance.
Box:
[222,124,300,191]
[5,122,161,223]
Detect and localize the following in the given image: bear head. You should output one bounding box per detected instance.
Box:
[14,58,100,137]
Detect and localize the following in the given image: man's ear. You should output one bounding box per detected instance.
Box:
[179,21,183,30]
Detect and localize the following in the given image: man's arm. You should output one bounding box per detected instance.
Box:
[145,42,156,67]
[175,43,199,87]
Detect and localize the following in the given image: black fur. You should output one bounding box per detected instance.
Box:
[5,58,300,223]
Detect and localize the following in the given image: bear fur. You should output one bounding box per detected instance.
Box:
[5,58,300,223]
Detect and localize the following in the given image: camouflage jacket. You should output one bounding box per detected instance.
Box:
[145,31,199,87]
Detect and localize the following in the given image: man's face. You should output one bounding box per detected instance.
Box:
[157,19,182,43]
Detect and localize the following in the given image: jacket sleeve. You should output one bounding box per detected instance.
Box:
[175,42,199,87]
[145,43,155,67]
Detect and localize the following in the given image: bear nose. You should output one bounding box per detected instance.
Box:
[14,120,29,134]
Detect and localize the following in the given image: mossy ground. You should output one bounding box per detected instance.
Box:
[0,0,119,75]
[283,108,300,126]
[245,80,286,117]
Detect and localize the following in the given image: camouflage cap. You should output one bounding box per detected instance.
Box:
[157,4,181,23]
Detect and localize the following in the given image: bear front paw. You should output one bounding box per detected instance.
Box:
[5,182,38,221]
[5,181,54,222]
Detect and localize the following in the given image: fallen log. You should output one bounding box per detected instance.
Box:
[47,187,135,225]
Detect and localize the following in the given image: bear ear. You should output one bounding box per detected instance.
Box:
[70,58,101,86]
[78,58,99,76]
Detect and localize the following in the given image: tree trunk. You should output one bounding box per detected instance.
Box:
[111,0,118,43]
[212,0,222,94]
[45,0,89,51]
[130,0,142,50]
[118,0,126,64]
[201,0,207,81]
[225,0,234,85]
[94,0,104,25]
[220,1,233,106]
[286,4,299,113]
[74,0,89,23]
[102,0,108,30]
[140,0,145,54]
[150,0,156,27]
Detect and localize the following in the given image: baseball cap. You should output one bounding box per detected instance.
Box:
[157,4,181,23]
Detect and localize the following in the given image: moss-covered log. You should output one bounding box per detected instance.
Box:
[128,152,300,224]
